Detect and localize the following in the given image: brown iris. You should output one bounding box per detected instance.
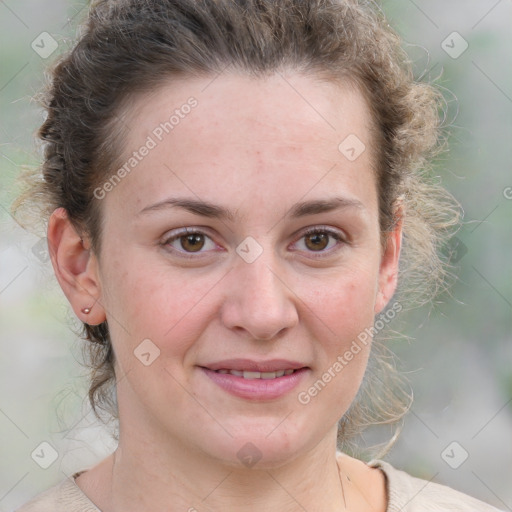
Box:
[304,232,329,251]
[180,233,205,252]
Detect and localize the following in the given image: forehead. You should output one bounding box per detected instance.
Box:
[105,72,377,217]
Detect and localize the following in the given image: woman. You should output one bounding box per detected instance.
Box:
[14,0,504,510]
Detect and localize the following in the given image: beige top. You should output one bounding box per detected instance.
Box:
[15,459,503,511]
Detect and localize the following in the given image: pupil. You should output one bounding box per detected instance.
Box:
[182,234,204,252]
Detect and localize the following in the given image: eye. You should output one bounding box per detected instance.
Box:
[292,226,347,256]
[162,228,218,257]
[161,226,347,260]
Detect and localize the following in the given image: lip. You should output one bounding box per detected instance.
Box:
[199,365,309,401]
[202,358,307,372]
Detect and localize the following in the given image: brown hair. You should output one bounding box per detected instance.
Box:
[14,0,460,458]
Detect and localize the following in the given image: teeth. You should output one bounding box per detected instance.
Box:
[244,371,262,379]
[214,369,297,379]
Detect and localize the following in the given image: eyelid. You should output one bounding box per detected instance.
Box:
[299,225,348,242]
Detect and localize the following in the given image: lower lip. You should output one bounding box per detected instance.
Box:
[200,367,309,400]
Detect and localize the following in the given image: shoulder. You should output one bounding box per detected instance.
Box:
[14,472,100,512]
[370,459,505,512]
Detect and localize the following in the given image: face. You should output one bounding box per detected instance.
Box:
[65,73,401,467]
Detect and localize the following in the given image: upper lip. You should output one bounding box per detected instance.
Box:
[201,358,308,372]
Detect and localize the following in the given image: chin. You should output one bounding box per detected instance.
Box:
[198,420,307,470]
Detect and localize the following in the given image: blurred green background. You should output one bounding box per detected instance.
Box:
[1,0,511,510]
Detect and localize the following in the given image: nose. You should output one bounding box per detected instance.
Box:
[220,247,299,341]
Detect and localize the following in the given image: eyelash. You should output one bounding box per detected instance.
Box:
[161,226,347,260]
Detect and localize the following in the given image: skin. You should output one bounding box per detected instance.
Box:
[48,72,401,511]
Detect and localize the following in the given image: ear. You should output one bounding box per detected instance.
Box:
[374,206,403,315]
[47,207,106,325]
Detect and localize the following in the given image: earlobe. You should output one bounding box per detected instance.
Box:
[47,207,106,326]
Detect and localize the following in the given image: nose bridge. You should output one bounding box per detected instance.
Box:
[241,251,281,301]
[221,239,298,339]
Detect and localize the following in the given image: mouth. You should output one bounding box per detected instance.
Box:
[210,368,299,379]
[198,362,309,400]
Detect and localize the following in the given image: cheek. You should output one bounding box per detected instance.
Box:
[300,267,379,386]
[100,260,218,416]
[290,270,379,429]
[304,266,379,341]
[99,251,221,359]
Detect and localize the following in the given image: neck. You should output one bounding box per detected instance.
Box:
[76,428,388,512]
[106,434,348,512]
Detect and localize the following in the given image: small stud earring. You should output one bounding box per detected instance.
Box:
[81,307,91,314]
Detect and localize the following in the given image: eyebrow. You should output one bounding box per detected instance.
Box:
[138,196,364,221]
